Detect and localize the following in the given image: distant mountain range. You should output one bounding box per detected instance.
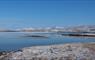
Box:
[0,25,95,32]
[65,25,95,32]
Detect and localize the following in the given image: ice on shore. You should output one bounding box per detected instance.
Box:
[3,43,95,60]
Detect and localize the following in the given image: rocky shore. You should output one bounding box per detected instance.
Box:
[1,43,95,60]
[61,33,95,37]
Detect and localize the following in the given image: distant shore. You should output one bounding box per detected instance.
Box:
[61,33,95,37]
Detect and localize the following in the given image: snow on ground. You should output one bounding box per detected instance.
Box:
[3,43,95,60]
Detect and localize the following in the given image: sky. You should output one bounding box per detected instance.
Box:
[0,0,95,29]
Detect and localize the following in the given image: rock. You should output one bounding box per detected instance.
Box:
[3,43,95,60]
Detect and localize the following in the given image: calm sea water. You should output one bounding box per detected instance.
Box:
[0,32,95,51]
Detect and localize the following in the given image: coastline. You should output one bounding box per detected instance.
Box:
[1,42,95,60]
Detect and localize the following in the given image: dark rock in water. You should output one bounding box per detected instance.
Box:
[61,33,95,37]
[0,51,9,60]
[23,34,49,38]
[0,51,7,56]
[14,49,23,52]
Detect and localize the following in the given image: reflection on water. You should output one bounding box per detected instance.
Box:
[0,32,95,51]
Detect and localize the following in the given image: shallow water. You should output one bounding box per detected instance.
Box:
[0,32,95,51]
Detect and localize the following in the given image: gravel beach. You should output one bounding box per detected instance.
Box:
[1,43,95,60]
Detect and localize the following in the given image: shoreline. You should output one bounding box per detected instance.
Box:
[61,33,95,37]
[1,42,95,60]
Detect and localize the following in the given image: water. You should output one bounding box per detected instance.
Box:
[0,32,95,51]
